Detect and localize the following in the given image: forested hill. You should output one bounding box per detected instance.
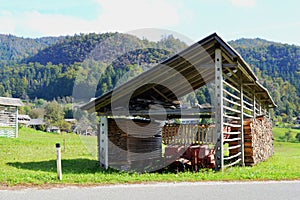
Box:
[0,33,299,118]
[229,39,300,117]
[25,33,187,65]
[0,33,187,100]
[0,34,63,65]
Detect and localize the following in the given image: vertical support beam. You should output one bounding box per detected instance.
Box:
[253,92,256,117]
[15,107,18,138]
[259,101,262,115]
[99,116,108,169]
[214,49,224,171]
[239,72,245,166]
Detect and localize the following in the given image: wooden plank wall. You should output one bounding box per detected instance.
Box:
[0,105,18,138]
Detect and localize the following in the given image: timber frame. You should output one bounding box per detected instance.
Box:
[0,97,24,138]
[82,33,276,171]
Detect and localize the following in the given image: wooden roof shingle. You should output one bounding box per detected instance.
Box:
[0,97,24,107]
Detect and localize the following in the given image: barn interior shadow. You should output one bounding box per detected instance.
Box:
[7,159,110,174]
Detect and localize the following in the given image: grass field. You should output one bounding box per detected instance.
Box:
[273,126,300,142]
[0,127,299,186]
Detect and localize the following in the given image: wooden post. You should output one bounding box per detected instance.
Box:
[253,92,256,117]
[239,71,245,166]
[259,101,262,115]
[15,107,18,138]
[99,116,108,169]
[56,143,62,180]
[214,48,224,171]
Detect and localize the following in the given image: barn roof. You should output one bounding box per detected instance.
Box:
[82,33,276,113]
[29,118,45,126]
[0,97,24,107]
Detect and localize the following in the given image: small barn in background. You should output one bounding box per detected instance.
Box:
[82,33,276,172]
[18,114,31,127]
[0,97,24,138]
[29,118,46,131]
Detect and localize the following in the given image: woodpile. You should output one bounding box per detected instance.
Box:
[107,118,162,171]
[243,116,274,166]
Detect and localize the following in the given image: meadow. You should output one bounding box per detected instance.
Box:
[0,127,299,186]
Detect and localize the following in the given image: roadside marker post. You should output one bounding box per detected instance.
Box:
[56,143,62,180]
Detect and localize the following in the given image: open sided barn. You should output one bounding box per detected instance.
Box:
[0,97,24,138]
[82,33,276,172]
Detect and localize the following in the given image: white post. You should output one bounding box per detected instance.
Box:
[239,73,245,166]
[100,116,108,169]
[214,48,224,171]
[56,143,62,180]
[15,107,18,138]
[253,92,256,117]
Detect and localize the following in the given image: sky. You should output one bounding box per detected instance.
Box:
[0,0,300,45]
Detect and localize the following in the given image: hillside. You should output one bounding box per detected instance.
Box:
[0,33,186,100]
[229,39,300,117]
[0,33,299,118]
[0,34,63,65]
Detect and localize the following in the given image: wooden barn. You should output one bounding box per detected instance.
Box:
[0,97,24,138]
[82,33,276,172]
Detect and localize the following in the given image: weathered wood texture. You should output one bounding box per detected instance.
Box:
[238,116,273,166]
[162,124,215,145]
[0,105,18,138]
[106,118,162,171]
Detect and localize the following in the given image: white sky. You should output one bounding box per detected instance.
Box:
[0,0,300,45]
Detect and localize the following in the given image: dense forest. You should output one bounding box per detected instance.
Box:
[0,34,63,66]
[229,39,300,121]
[0,33,299,122]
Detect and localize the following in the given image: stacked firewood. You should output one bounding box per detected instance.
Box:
[107,118,162,171]
[244,116,274,166]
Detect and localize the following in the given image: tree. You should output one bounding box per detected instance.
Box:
[44,100,64,127]
[285,130,292,142]
[19,105,31,115]
[29,108,45,119]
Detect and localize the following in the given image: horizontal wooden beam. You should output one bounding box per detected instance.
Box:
[243,82,255,86]
[106,108,213,116]
[222,63,238,68]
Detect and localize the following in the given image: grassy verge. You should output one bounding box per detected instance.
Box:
[273,126,300,142]
[0,127,299,186]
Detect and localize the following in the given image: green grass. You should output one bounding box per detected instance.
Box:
[0,127,299,186]
[273,126,300,141]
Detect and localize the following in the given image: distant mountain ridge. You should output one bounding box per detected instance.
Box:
[0,34,64,65]
[0,33,299,117]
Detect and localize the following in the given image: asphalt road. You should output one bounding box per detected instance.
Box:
[1,181,300,200]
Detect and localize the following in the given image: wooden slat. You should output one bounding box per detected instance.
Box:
[243,100,253,108]
[223,80,240,93]
[224,144,241,150]
[223,106,241,114]
[224,152,241,160]
[243,105,253,113]
[224,137,241,142]
[223,122,241,128]
[223,97,241,107]
[223,114,241,120]
[243,113,253,118]
[243,92,253,102]
[223,89,240,101]
[224,158,241,168]
[223,131,241,135]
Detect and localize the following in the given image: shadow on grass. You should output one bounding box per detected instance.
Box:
[7,159,117,174]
